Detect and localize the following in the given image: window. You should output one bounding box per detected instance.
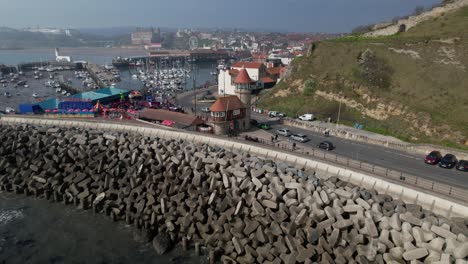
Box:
[211,111,225,117]
[233,109,240,116]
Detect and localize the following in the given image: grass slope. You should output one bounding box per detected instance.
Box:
[260,6,468,149]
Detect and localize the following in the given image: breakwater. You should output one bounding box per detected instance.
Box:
[0,124,467,263]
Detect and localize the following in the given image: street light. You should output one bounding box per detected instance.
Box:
[336,100,342,127]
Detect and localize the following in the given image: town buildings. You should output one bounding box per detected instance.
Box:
[131,27,162,46]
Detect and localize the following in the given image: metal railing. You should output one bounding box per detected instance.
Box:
[243,137,468,204]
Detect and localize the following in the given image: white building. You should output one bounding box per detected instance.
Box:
[218,62,274,95]
[55,48,72,62]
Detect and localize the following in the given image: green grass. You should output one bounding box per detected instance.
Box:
[260,6,468,149]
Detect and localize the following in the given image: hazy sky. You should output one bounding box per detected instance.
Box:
[0,0,441,33]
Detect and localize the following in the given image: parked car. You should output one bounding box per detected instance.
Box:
[258,123,272,130]
[298,113,314,121]
[201,107,210,113]
[424,151,443,165]
[438,154,458,169]
[456,160,468,172]
[317,141,335,151]
[250,119,258,126]
[268,111,278,117]
[276,128,291,137]
[278,112,287,118]
[291,134,309,143]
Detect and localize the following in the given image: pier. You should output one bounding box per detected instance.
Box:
[148,49,230,62]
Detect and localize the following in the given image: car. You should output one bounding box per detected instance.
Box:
[438,154,458,169]
[298,113,314,121]
[317,141,335,151]
[291,134,309,142]
[456,160,468,172]
[278,112,287,118]
[258,123,271,130]
[276,128,291,137]
[201,107,210,113]
[268,111,278,117]
[425,150,442,165]
[250,119,258,126]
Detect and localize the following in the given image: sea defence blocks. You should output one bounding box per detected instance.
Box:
[0,124,467,263]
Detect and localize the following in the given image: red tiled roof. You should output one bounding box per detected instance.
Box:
[231,61,263,69]
[210,96,245,112]
[234,68,253,84]
[266,67,283,75]
[228,69,239,76]
[260,77,275,83]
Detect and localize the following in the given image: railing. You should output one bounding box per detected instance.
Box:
[244,137,468,204]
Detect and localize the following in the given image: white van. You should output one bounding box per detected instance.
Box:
[299,113,314,121]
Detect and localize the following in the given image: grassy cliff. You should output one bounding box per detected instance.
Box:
[260,6,468,149]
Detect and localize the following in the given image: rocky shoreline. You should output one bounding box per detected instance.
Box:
[0,124,467,263]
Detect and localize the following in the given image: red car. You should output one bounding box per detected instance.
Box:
[425,151,442,165]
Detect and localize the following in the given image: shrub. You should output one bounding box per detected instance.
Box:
[355,49,393,90]
[303,79,317,96]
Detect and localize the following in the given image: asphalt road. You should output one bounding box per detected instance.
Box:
[177,87,468,189]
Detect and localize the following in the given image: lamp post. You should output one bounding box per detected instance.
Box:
[336,100,342,127]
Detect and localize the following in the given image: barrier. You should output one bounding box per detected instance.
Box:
[1,115,467,218]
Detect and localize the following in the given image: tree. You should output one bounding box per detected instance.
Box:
[356,49,393,90]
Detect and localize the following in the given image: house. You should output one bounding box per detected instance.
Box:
[218,61,270,96]
[209,68,253,135]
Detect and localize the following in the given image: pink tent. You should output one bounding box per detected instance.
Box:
[53,109,59,113]
[45,109,51,113]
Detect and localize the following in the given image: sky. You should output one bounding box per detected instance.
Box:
[0,0,442,33]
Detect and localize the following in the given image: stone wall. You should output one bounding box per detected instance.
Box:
[364,0,468,37]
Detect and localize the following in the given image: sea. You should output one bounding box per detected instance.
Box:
[0,47,212,264]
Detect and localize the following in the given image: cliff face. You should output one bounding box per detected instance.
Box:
[260,6,468,149]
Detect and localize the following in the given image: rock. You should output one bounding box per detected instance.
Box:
[402,248,428,261]
[152,232,172,255]
[431,225,457,240]
[453,241,468,259]
[133,229,154,243]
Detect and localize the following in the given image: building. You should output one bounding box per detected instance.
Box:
[209,68,253,135]
[55,48,72,62]
[132,28,160,45]
[139,109,204,130]
[218,61,276,95]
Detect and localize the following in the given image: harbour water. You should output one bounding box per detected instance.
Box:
[0,48,218,111]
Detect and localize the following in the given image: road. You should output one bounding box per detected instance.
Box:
[177,86,468,189]
[255,115,468,189]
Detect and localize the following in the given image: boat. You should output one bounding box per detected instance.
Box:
[49,75,54,79]
[24,84,29,88]
[56,88,61,92]
[32,93,38,98]
[5,107,15,113]
[61,90,67,95]
[112,57,130,68]
[4,92,11,97]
